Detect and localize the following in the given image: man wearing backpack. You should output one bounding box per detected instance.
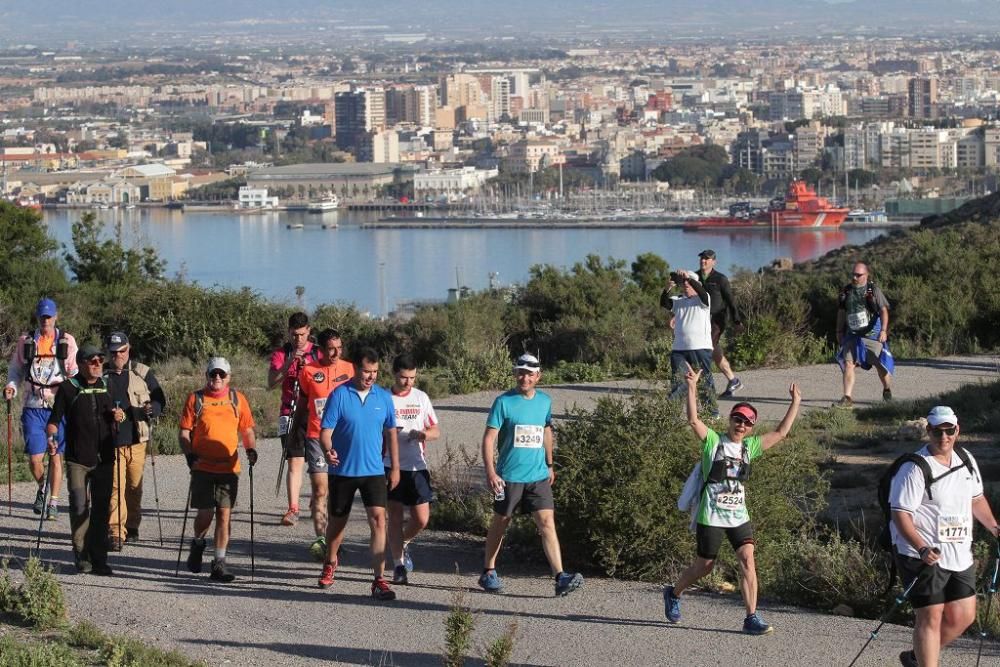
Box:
[664,365,801,635]
[889,406,999,667]
[103,331,167,550]
[835,262,893,407]
[179,357,257,583]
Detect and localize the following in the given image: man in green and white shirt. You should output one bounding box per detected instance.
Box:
[664,365,801,635]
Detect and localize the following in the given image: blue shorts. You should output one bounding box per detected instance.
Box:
[22,408,65,456]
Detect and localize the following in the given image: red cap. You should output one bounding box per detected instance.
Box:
[730,404,757,425]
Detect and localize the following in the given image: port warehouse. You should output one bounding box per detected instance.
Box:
[245,163,416,200]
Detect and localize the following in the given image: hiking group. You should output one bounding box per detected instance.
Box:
[4,251,999,666]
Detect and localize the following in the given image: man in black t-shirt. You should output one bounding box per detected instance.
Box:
[696,250,744,397]
[46,343,122,575]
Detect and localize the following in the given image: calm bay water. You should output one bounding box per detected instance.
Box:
[42,208,886,315]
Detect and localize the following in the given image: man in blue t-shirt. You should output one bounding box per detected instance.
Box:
[317,348,400,601]
[478,353,583,597]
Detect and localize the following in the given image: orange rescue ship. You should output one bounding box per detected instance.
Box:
[686,180,849,229]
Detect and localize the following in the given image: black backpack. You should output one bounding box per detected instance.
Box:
[876,447,976,590]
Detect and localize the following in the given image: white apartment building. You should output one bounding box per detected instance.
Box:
[413,166,499,199]
[503,140,565,174]
[238,186,279,209]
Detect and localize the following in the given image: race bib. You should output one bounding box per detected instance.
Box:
[937,514,971,543]
[847,310,870,331]
[714,489,745,510]
[513,424,544,448]
[277,415,291,436]
[314,397,328,419]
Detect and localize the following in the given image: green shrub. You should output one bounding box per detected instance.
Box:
[100,636,200,667]
[482,621,517,667]
[427,445,492,534]
[67,620,107,650]
[0,558,67,630]
[857,378,1000,433]
[442,593,475,667]
[0,635,83,667]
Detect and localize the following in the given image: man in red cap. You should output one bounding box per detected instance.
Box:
[663,365,801,635]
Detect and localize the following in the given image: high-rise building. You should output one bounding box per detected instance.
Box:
[490,76,511,121]
[908,77,938,119]
[334,87,386,151]
[386,85,435,127]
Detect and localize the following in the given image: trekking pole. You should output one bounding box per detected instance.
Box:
[175,475,193,577]
[145,407,164,546]
[248,457,256,583]
[275,378,300,498]
[33,453,50,557]
[6,399,12,516]
[975,541,1000,667]
[113,402,123,548]
[846,551,937,667]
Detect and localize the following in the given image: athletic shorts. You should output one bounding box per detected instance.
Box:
[493,479,554,516]
[23,408,65,456]
[896,555,976,608]
[843,337,886,370]
[328,474,387,517]
[191,471,239,510]
[304,438,328,474]
[387,469,433,506]
[696,522,755,560]
[710,316,726,351]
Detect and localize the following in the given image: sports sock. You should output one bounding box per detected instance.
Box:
[215,547,226,559]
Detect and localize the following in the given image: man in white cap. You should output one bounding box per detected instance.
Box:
[890,405,999,667]
[478,353,583,597]
[179,357,257,583]
[661,270,717,416]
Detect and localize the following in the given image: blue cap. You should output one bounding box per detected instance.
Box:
[35,298,57,318]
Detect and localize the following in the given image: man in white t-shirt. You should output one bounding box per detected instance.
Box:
[661,270,716,415]
[889,405,1000,667]
[384,354,439,586]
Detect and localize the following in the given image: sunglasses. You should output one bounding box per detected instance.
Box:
[929,425,957,437]
[730,415,754,427]
[208,370,228,379]
[852,272,867,278]
[85,356,104,365]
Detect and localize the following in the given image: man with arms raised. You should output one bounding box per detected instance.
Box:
[479,353,583,597]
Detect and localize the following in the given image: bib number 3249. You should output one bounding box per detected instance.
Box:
[513,424,544,448]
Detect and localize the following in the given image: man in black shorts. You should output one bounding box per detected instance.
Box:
[317,348,400,601]
[889,405,999,667]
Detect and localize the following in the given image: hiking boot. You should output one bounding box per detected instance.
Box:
[108,537,124,552]
[32,488,45,514]
[720,377,744,398]
[209,558,236,583]
[478,569,502,593]
[742,613,773,635]
[403,543,414,573]
[45,503,58,521]
[883,388,893,402]
[663,585,681,623]
[318,562,337,589]
[371,577,396,601]
[187,538,206,573]
[280,507,299,526]
[392,565,408,585]
[835,395,854,408]
[91,563,114,577]
[309,536,327,562]
[555,571,583,597]
[74,556,93,574]
[125,529,139,544]
[898,650,917,667]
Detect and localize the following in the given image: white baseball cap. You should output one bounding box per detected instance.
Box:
[206,357,231,375]
[926,405,958,427]
[513,353,541,372]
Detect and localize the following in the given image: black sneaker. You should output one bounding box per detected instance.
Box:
[125,529,139,544]
[91,563,114,577]
[883,388,893,402]
[898,650,917,667]
[209,558,236,583]
[392,564,408,585]
[187,539,206,573]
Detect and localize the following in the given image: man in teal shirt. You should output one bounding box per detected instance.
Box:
[479,353,583,597]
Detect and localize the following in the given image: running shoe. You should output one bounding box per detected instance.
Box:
[91,563,114,577]
[125,528,139,544]
[309,536,327,562]
[280,507,299,526]
[554,572,583,597]
[371,577,396,601]
[835,395,854,408]
[478,569,503,593]
[403,543,414,573]
[187,538,206,573]
[45,503,58,521]
[720,377,744,398]
[883,388,893,402]
[663,585,681,623]
[742,613,773,635]
[898,650,917,667]
[209,558,236,583]
[32,488,45,514]
[392,564,408,585]
[318,562,337,589]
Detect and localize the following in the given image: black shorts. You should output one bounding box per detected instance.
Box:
[710,317,726,350]
[696,522,754,560]
[493,479,554,516]
[190,471,239,510]
[896,555,977,608]
[282,431,305,459]
[387,469,433,506]
[328,474,387,517]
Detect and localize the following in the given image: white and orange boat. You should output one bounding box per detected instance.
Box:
[686,180,849,229]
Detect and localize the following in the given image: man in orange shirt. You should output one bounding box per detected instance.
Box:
[178,357,257,583]
[292,329,354,560]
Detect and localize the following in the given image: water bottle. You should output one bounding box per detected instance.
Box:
[494,481,505,502]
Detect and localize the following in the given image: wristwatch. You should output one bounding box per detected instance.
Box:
[918,546,931,558]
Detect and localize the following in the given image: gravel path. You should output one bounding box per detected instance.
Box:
[1,355,998,666]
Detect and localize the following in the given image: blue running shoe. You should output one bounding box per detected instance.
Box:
[403,543,413,573]
[663,586,681,623]
[478,569,502,593]
[555,571,583,597]
[743,613,773,635]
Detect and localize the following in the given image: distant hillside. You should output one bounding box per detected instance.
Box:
[920,191,1000,229]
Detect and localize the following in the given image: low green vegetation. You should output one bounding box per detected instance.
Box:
[441,592,518,667]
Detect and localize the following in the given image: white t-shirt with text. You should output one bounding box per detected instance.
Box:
[383,387,438,471]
